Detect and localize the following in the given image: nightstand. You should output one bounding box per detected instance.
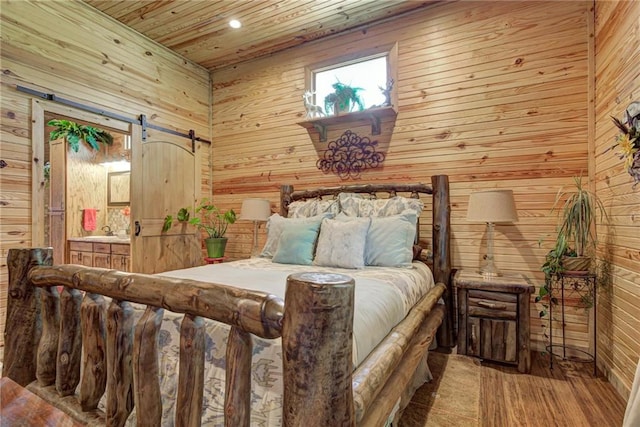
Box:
[455,270,535,373]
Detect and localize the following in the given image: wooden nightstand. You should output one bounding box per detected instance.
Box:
[455,270,535,373]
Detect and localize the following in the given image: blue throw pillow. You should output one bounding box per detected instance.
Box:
[365,211,418,267]
[272,221,322,265]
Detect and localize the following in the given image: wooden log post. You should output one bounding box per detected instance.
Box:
[80,293,108,411]
[133,306,164,427]
[282,272,355,427]
[432,174,454,348]
[3,248,52,386]
[106,300,135,427]
[176,314,205,427]
[37,286,60,386]
[225,326,252,427]
[56,287,83,396]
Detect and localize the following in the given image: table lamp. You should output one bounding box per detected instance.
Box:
[240,198,271,257]
[466,189,518,277]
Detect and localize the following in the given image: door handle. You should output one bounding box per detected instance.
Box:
[478,300,507,310]
[134,221,141,236]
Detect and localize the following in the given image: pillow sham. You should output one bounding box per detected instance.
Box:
[364,210,418,267]
[260,213,328,258]
[314,217,370,269]
[338,193,424,217]
[272,220,321,265]
[287,198,339,218]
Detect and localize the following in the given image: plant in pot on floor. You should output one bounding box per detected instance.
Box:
[163,199,237,258]
[536,176,609,335]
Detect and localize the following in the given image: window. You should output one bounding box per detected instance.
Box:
[314,56,387,111]
[306,44,398,115]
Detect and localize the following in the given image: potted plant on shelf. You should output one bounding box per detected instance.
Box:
[48,119,113,152]
[323,81,365,116]
[163,199,237,258]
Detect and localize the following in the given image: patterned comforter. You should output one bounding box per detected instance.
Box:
[124,258,435,426]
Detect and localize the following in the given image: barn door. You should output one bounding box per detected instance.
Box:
[130,125,203,274]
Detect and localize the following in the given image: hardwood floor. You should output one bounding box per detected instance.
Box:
[479,351,627,426]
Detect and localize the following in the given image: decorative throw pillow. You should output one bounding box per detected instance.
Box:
[260,213,328,258]
[287,199,339,218]
[365,211,418,267]
[338,193,424,217]
[272,221,321,265]
[314,217,370,269]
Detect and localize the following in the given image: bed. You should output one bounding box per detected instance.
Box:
[2,175,453,426]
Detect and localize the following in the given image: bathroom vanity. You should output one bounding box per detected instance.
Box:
[67,236,130,271]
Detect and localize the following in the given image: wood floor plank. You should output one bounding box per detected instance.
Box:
[405,350,626,426]
[477,352,625,427]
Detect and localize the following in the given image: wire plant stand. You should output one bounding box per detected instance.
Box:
[547,271,597,376]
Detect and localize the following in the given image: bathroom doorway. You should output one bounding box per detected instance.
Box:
[31,99,131,264]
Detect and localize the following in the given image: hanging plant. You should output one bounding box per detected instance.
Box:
[47,119,114,152]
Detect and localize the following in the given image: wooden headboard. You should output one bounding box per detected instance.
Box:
[279,175,454,347]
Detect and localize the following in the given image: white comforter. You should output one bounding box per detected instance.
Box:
[126,258,435,426]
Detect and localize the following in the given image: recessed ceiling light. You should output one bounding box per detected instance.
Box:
[229,19,241,29]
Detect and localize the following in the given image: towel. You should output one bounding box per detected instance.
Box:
[82,208,97,231]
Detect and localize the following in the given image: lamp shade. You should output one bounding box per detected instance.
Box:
[466,190,518,223]
[240,198,271,221]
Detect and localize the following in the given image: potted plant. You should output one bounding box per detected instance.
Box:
[536,177,608,334]
[549,176,608,274]
[163,199,237,258]
[48,119,113,152]
[323,81,365,116]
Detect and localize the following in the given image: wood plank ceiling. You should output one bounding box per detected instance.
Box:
[84,0,436,71]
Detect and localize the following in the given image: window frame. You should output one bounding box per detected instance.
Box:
[304,42,398,111]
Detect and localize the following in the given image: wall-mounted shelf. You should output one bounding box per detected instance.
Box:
[297,106,397,142]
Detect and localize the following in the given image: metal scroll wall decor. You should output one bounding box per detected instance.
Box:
[316,130,385,180]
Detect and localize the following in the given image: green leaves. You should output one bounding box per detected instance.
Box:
[162,215,173,232]
[162,199,236,238]
[47,119,114,152]
[550,175,608,258]
[324,80,365,115]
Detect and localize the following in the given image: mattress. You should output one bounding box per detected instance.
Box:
[124,258,435,426]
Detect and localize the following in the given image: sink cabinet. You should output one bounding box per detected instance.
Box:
[68,241,94,267]
[68,240,130,271]
[110,243,130,271]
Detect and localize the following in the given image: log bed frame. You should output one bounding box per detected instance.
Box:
[2,175,452,426]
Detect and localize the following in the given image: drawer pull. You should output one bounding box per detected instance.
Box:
[477,300,507,310]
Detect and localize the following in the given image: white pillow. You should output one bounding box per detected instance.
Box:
[260,213,328,258]
[287,198,339,218]
[338,193,424,217]
[314,217,370,269]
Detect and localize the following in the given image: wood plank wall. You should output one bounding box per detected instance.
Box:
[594,0,640,399]
[211,0,597,373]
[0,1,211,346]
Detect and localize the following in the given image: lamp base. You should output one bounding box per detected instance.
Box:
[250,220,261,258]
[479,261,502,278]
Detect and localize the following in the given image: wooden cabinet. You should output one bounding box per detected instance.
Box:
[110,244,130,271]
[68,241,93,267]
[455,270,534,373]
[68,240,130,272]
[92,242,112,268]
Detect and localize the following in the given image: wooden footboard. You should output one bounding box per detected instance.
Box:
[3,248,445,426]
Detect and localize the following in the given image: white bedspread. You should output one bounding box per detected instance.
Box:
[125,258,434,426]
